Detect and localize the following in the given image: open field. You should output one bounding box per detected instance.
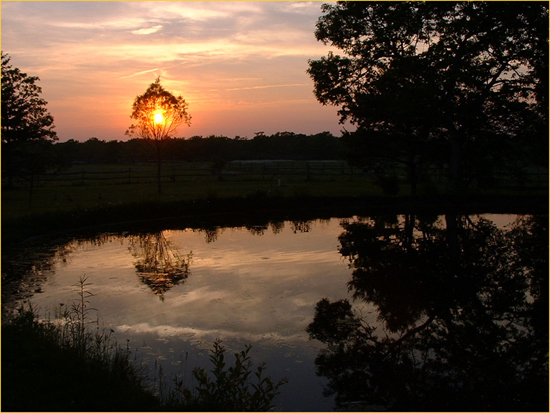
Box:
[1,161,385,219]
[3,161,547,219]
[2,161,547,245]
[2,170,382,220]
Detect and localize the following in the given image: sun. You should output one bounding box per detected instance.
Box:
[153,111,164,124]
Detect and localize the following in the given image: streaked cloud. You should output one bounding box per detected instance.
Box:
[120,67,161,79]
[131,25,163,35]
[115,322,305,344]
[226,83,308,91]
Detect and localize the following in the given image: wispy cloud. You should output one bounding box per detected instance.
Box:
[120,68,160,79]
[116,322,304,344]
[226,83,307,91]
[131,25,163,35]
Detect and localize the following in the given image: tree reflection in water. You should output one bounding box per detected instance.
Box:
[307,215,548,411]
[129,232,191,301]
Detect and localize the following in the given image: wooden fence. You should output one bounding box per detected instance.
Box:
[9,161,368,186]
[5,160,549,193]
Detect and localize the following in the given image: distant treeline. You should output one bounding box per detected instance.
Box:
[54,132,344,165]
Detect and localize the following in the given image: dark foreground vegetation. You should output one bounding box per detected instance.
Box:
[3,282,287,412]
[2,307,159,412]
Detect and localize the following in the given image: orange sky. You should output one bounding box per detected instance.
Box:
[2,1,346,142]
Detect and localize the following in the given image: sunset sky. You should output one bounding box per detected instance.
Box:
[1,1,344,142]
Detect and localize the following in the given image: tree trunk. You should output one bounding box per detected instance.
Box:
[407,158,418,195]
[28,174,34,208]
[444,214,460,269]
[156,143,162,194]
[404,214,415,251]
[447,137,461,194]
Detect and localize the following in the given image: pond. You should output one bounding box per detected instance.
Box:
[3,213,548,411]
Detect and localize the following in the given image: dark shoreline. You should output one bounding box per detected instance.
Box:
[3,193,548,246]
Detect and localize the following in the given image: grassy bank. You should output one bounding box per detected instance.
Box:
[2,297,287,412]
[2,304,161,412]
[4,161,546,222]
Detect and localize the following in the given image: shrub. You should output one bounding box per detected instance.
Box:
[171,340,288,411]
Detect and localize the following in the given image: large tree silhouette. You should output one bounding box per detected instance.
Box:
[308,2,548,193]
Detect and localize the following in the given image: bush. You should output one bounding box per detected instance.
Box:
[171,340,288,411]
[2,301,158,411]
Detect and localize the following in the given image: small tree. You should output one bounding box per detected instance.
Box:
[127,77,191,194]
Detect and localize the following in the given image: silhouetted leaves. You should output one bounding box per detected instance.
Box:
[1,52,58,196]
[127,77,191,194]
[309,2,549,192]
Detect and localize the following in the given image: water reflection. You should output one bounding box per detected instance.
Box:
[308,215,548,411]
[3,214,546,411]
[290,220,312,233]
[129,232,192,301]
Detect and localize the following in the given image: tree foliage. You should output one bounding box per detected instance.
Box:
[308,2,549,192]
[1,52,58,196]
[1,52,57,145]
[53,132,344,165]
[126,77,191,193]
[127,77,191,142]
[308,214,548,411]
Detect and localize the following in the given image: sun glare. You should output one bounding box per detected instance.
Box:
[153,111,164,124]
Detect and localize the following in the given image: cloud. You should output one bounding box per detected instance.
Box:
[120,68,161,79]
[1,1,342,141]
[131,25,163,35]
[115,322,306,346]
[226,83,308,91]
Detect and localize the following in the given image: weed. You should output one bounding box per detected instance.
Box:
[170,339,288,411]
[4,279,288,412]
[3,301,158,411]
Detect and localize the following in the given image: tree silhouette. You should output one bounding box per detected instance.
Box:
[308,2,548,193]
[308,214,548,411]
[126,77,191,194]
[1,52,58,202]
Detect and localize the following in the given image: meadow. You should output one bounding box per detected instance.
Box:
[2,159,547,246]
[3,161,382,218]
[4,160,547,218]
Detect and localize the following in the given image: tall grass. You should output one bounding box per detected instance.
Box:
[3,275,288,412]
[2,275,156,411]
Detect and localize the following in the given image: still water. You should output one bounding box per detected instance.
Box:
[4,213,548,411]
